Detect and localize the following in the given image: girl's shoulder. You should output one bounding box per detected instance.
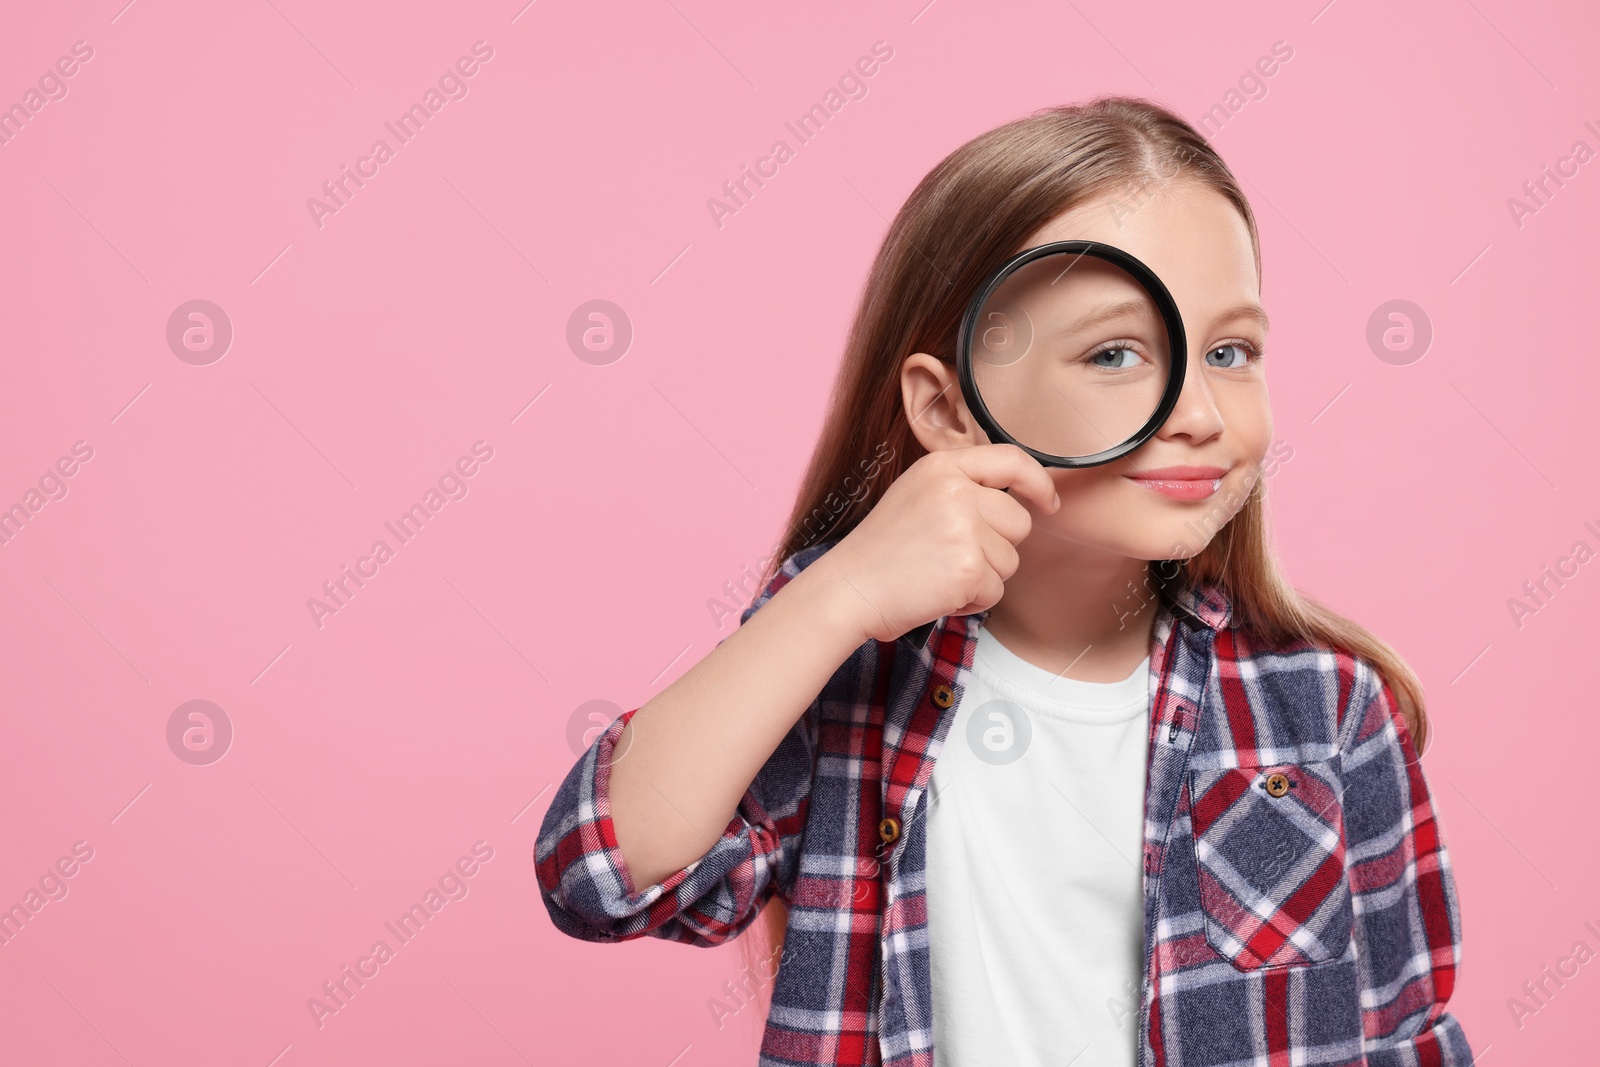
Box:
[1214,619,1395,758]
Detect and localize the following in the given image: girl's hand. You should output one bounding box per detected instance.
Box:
[809,443,1060,644]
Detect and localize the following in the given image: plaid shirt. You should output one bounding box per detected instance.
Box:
[536,540,1472,1066]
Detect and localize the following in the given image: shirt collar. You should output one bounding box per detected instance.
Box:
[961,574,1233,637]
[1159,576,1233,631]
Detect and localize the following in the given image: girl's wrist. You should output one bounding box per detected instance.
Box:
[785,556,879,653]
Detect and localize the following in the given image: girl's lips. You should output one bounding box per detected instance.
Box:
[1123,476,1223,501]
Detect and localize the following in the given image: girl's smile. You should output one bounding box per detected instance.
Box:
[1122,464,1230,501]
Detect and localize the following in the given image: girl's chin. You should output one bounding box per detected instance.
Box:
[1026,521,1210,563]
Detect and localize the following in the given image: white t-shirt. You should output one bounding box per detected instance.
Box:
[926,622,1151,1067]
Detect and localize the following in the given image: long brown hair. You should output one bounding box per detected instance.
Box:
[737,93,1431,1003]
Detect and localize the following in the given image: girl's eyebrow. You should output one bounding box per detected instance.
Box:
[1047,298,1153,339]
[1046,300,1271,341]
[1215,302,1271,334]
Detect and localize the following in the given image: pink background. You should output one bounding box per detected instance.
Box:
[1,0,1595,1063]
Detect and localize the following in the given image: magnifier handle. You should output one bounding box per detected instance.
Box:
[900,619,936,651]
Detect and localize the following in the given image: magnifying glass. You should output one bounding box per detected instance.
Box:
[901,239,1189,651]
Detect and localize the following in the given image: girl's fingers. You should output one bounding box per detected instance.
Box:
[974,522,1021,585]
[949,566,1007,619]
[943,443,1059,518]
[946,526,1015,618]
[974,483,1036,548]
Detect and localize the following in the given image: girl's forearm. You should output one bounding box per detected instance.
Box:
[608,559,870,889]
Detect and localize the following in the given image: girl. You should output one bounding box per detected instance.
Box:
[536,96,1471,1067]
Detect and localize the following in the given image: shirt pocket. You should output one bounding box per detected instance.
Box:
[1187,760,1353,969]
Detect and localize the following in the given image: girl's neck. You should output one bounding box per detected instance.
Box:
[981,541,1159,684]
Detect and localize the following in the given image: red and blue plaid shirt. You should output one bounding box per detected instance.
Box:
[536,540,1472,1066]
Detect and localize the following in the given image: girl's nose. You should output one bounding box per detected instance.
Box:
[1157,351,1226,443]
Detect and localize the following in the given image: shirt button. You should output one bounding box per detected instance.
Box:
[931,684,954,709]
[879,817,901,845]
[1264,772,1291,798]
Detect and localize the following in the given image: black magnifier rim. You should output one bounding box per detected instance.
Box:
[955,239,1188,469]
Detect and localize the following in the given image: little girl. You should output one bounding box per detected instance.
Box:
[536,96,1472,1067]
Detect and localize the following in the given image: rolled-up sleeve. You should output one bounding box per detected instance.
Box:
[1339,664,1473,1064]
[534,551,825,947]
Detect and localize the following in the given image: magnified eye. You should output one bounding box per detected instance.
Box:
[1088,345,1143,370]
[966,244,1182,463]
[1206,343,1253,368]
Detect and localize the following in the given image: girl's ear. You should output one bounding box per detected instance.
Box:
[900,352,989,454]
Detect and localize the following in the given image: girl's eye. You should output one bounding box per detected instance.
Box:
[1206,343,1257,369]
[1086,344,1144,370]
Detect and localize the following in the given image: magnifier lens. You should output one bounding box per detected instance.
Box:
[969,250,1174,461]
